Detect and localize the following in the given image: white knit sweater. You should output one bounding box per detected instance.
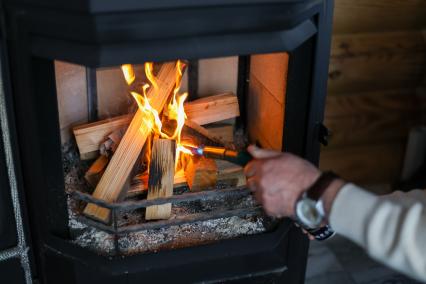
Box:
[329,184,426,282]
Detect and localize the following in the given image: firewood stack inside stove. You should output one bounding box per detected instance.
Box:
[67,60,262,240]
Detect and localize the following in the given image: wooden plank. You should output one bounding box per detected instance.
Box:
[249,52,289,104]
[185,157,217,191]
[324,89,426,147]
[184,93,240,125]
[333,0,426,34]
[328,32,426,94]
[320,142,406,184]
[84,62,179,223]
[85,155,109,187]
[145,139,176,220]
[73,114,131,159]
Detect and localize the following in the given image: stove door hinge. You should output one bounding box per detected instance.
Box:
[318,123,330,146]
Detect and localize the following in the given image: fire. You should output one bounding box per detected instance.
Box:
[121,61,192,170]
[121,64,135,85]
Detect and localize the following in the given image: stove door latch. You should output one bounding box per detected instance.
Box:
[318,123,330,146]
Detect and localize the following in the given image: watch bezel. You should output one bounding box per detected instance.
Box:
[295,197,324,228]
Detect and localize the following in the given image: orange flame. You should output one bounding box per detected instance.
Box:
[121,64,135,85]
[121,61,192,171]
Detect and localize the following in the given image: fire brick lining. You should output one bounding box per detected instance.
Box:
[0,56,32,283]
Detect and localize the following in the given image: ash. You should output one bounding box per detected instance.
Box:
[63,141,275,256]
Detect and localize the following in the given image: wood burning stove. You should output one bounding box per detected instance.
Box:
[0,0,334,283]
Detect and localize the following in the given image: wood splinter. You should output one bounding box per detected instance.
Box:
[145,138,176,220]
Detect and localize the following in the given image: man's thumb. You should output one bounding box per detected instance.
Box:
[247,145,282,159]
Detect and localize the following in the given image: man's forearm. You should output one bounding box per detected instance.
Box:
[329,184,426,282]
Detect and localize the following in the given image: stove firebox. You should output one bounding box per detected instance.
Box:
[0,0,333,283]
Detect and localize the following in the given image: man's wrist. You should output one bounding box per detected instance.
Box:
[320,178,346,217]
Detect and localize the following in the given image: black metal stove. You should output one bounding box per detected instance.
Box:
[0,0,334,283]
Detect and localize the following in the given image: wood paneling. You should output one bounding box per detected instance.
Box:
[247,76,284,150]
[324,89,426,147]
[328,32,426,94]
[333,0,426,34]
[247,53,288,150]
[320,142,406,184]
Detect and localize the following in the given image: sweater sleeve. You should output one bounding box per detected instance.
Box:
[329,184,426,282]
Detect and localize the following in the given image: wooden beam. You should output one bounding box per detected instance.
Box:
[83,62,179,223]
[72,92,239,157]
[184,157,217,191]
[185,92,239,125]
[333,0,426,34]
[145,139,176,220]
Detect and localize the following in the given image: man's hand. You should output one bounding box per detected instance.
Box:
[244,145,321,218]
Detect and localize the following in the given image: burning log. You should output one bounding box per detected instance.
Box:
[145,138,176,220]
[126,169,187,198]
[84,62,180,223]
[184,157,218,191]
[72,93,239,159]
[85,155,109,187]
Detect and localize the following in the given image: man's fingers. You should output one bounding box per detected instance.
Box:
[247,145,282,159]
[244,160,258,178]
[246,177,257,192]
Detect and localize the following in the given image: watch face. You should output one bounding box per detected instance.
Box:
[296,198,323,228]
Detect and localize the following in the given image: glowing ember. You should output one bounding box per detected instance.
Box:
[121,60,192,171]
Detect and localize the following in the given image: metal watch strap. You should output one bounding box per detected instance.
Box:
[306,171,339,201]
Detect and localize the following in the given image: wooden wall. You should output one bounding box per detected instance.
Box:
[319,0,426,184]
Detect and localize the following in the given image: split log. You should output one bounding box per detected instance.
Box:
[126,169,187,198]
[184,93,239,125]
[73,93,239,158]
[84,62,180,223]
[145,139,176,220]
[85,155,109,187]
[73,114,132,160]
[184,157,217,191]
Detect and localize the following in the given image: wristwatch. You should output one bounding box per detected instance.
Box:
[295,171,339,229]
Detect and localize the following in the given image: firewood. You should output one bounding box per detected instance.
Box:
[216,159,246,187]
[73,114,132,160]
[126,169,187,198]
[184,157,217,191]
[99,127,127,157]
[84,62,180,223]
[85,155,109,187]
[73,93,239,158]
[184,93,239,125]
[206,124,234,144]
[145,139,176,220]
